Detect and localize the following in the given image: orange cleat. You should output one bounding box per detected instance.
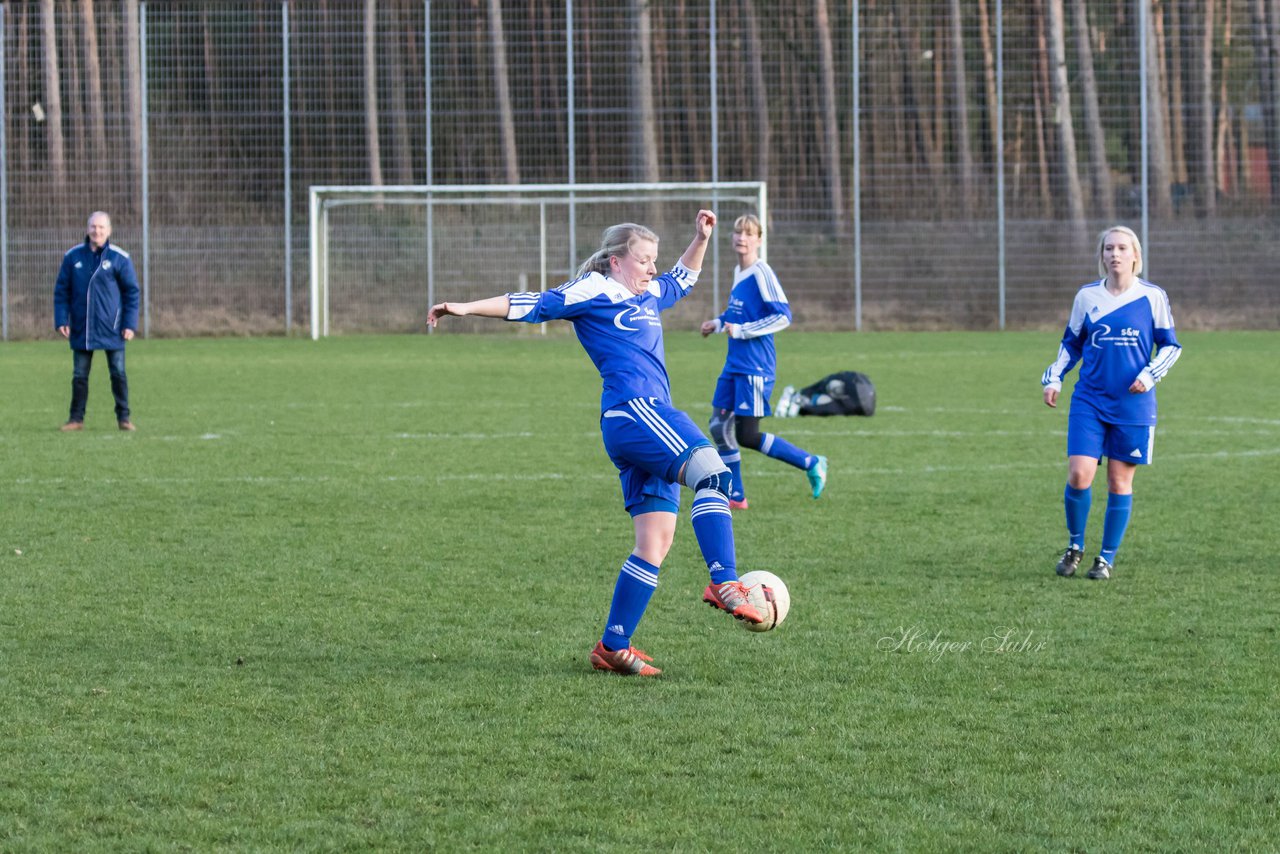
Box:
[590,641,661,676]
[702,580,764,624]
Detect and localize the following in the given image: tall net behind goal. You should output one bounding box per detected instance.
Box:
[308,183,767,338]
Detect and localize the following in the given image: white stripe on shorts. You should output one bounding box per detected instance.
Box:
[627,398,689,456]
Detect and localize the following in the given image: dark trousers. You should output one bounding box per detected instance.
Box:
[70,348,129,422]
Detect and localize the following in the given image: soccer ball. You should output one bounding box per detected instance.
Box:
[738,570,790,632]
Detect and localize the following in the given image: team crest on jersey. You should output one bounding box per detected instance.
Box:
[103,261,112,269]
[75,261,83,268]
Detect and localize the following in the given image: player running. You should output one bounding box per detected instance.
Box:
[427,210,763,676]
[700,214,827,509]
[1041,225,1182,580]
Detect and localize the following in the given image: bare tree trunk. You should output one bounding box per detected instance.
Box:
[630,0,660,184]
[81,0,107,167]
[487,0,520,184]
[363,0,384,187]
[1071,0,1115,219]
[39,0,67,194]
[977,0,1000,166]
[948,0,975,212]
[200,8,224,179]
[743,0,770,182]
[1216,0,1236,198]
[1146,4,1176,216]
[1164,1,1189,184]
[1253,0,1280,205]
[1047,0,1086,239]
[814,0,846,232]
[386,0,415,185]
[62,0,87,173]
[1185,0,1216,214]
[1033,5,1053,217]
[15,3,32,176]
[125,0,144,197]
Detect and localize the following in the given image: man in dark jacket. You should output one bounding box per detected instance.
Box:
[54,211,141,431]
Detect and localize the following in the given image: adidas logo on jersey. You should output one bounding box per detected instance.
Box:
[737,402,750,410]
[1129,448,1143,458]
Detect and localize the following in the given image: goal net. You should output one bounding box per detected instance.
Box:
[308,182,767,338]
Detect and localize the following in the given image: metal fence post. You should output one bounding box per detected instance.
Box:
[141,0,151,337]
[710,0,720,314]
[997,0,1006,330]
[1,3,8,341]
[852,0,862,332]
[1138,0,1150,269]
[425,0,435,333]
[283,1,293,334]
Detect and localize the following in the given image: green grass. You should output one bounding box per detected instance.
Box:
[2,331,1278,851]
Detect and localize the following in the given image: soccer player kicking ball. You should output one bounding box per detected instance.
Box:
[428,210,763,676]
[1041,226,1182,580]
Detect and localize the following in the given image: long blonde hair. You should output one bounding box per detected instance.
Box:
[1096,225,1144,277]
[577,223,659,277]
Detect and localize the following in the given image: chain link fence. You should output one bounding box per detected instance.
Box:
[3,0,1278,340]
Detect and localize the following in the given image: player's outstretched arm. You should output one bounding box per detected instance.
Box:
[678,210,717,272]
[427,295,512,327]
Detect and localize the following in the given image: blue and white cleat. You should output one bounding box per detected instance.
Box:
[807,455,828,499]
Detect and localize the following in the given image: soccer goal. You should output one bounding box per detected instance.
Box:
[307,182,767,338]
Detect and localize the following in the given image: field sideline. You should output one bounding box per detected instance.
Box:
[2,331,1277,850]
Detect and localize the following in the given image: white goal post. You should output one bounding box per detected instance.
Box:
[307,182,767,339]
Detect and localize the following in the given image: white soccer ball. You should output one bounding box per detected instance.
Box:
[738,570,790,632]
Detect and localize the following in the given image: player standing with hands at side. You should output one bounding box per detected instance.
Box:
[54,211,141,432]
[428,210,765,677]
[701,214,827,508]
[1041,226,1182,580]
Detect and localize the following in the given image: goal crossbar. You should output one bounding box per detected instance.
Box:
[308,181,767,339]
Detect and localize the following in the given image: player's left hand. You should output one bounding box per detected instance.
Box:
[1128,377,1149,393]
[426,302,453,327]
[700,319,719,337]
[123,329,135,341]
[694,210,716,239]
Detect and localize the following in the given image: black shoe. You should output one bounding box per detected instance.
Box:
[1086,557,1112,580]
[1055,547,1084,577]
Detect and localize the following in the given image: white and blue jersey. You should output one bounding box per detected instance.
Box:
[506,262,709,512]
[1041,279,1181,426]
[506,263,697,412]
[716,260,791,378]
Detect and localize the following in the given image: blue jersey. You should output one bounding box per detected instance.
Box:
[1041,279,1182,425]
[505,262,698,412]
[717,260,791,378]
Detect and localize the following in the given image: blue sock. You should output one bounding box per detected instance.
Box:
[719,451,745,501]
[759,433,815,471]
[1099,493,1133,565]
[1064,484,1091,550]
[601,555,660,651]
[690,488,737,584]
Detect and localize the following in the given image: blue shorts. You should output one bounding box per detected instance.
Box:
[712,373,776,418]
[600,398,711,516]
[1067,410,1155,465]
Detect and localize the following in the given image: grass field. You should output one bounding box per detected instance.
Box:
[2,330,1278,851]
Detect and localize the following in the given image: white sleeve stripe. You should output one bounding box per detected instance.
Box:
[1042,344,1073,385]
[506,291,539,320]
[740,314,790,339]
[1147,345,1182,380]
[756,267,788,304]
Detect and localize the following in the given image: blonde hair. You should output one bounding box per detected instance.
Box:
[577,223,660,277]
[733,214,762,237]
[1096,225,1144,277]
